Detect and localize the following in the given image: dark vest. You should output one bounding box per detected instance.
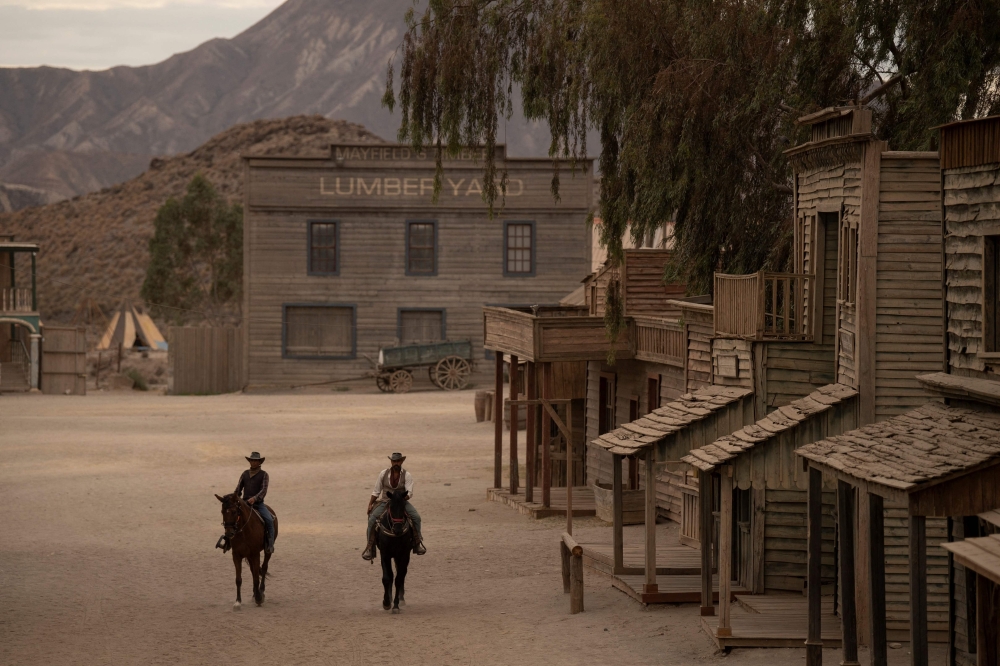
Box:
[239,469,267,501]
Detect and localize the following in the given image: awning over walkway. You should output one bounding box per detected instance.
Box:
[796,401,1000,506]
[942,535,1000,586]
[682,383,857,472]
[591,385,752,456]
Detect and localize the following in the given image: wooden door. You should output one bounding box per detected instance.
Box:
[598,373,616,435]
[647,374,661,413]
[733,488,752,588]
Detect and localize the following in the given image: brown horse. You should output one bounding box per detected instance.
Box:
[215,493,278,610]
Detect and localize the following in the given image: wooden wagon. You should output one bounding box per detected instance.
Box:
[374,340,473,393]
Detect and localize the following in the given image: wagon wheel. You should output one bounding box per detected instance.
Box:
[428,366,441,388]
[389,369,413,394]
[433,356,471,391]
[375,373,392,393]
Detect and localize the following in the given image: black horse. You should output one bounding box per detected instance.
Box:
[375,488,413,613]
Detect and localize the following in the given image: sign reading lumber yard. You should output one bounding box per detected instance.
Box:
[245,143,589,210]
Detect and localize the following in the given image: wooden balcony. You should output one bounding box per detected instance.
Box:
[483,306,634,362]
[714,271,813,341]
[633,316,685,367]
[1,287,34,313]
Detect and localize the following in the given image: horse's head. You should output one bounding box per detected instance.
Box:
[215,493,244,539]
[386,489,409,536]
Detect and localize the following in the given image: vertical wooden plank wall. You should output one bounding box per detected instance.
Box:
[874,152,942,419]
[40,326,86,395]
[170,327,246,395]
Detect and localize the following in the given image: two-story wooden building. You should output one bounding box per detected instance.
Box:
[242,145,593,389]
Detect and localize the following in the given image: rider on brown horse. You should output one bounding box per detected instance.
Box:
[234,451,275,553]
[363,452,426,560]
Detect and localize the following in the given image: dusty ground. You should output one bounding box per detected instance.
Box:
[1,389,943,665]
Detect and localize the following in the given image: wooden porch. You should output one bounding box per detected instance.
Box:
[486,486,596,519]
[702,594,843,649]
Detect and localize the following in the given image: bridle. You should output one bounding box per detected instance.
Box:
[222,498,251,541]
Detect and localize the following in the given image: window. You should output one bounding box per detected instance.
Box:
[646,374,661,413]
[504,221,535,276]
[398,309,445,344]
[407,221,437,275]
[984,236,1000,353]
[598,373,616,435]
[838,222,859,305]
[308,221,338,275]
[283,305,355,358]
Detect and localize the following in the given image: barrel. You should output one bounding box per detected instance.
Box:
[474,390,488,422]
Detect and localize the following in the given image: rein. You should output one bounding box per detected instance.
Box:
[223,499,256,542]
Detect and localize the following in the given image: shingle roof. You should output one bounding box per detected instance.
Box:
[591,386,752,456]
[942,534,1000,586]
[795,401,1000,492]
[681,384,857,472]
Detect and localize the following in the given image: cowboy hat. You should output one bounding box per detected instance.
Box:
[246,452,265,463]
[388,452,406,462]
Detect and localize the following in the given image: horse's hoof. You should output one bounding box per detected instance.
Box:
[398,597,405,607]
[382,603,391,611]
[233,602,241,612]
[259,593,265,604]
[391,607,401,614]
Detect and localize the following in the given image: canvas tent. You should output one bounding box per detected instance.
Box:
[97,302,167,351]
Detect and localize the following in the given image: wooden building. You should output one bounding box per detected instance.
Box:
[0,239,40,392]
[242,145,593,389]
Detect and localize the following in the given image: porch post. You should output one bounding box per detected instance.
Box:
[700,469,714,615]
[869,492,888,666]
[509,355,519,495]
[717,465,733,637]
[494,353,503,489]
[838,480,860,665]
[31,252,37,312]
[612,454,624,575]
[566,402,574,536]
[542,362,552,508]
[525,361,536,503]
[643,450,657,593]
[909,514,929,666]
[29,333,40,391]
[806,465,823,666]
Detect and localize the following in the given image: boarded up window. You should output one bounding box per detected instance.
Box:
[985,236,1000,352]
[284,306,354,357]
[309,222,338,274]
[838,222,858,305]
[399,309,444,344]
[407,221,436,274]
[598,374,616,435]
[505,222,534,275]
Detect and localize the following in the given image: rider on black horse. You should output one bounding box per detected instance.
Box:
[363,452,426,560]
[234,451,275,554]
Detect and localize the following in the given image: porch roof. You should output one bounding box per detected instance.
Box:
[942,535,1000,586]
[795,401,1000,498]
[591,385,751,456]
[681,383,857,472]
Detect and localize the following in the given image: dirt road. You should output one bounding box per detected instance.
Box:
[1,389,938,665]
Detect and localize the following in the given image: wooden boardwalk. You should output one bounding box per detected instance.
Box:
[579,534,742,604]
[486,486,595,519]
[702,594,843,649]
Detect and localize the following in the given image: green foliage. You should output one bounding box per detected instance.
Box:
[141,175,243,322]
[124,367,148,391]
[385,0,1000,321]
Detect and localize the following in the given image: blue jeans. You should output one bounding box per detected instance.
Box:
[254,503,275,548]
[368,501,421,540]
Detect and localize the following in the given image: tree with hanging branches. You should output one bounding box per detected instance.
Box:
[384,0,1000,334]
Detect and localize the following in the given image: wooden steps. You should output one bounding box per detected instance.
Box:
[614,574,746,604]
[486,486,595,519]
[702,593,843,649]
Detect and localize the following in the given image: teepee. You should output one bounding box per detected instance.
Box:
[97,302,168,351]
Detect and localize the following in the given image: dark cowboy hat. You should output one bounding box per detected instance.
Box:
[388,452,406,462]
[246,452,265,463]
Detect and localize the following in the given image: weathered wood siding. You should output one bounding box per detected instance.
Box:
[244,149,593,388]
[712,338,753,390]
[943,163,1000,379]
[763,488,837,592]
[683,305,715,392]
[170,327,246,395]
[764,344,836,411]
[622,249,686,315]
[874,153,942,418]
[883,505,949,642]
[40,325,87,396]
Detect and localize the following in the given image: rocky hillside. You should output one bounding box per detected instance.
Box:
[0,116,383,321]
[0,0,551,208]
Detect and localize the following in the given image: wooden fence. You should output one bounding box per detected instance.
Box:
[169,327,245,395]
[41,326,86,395]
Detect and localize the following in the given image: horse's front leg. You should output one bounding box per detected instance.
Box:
[380,545,393,611]
[394,551,410,612]
[232,554,243,611]
[260,551,271,596]
[249,552,263,606]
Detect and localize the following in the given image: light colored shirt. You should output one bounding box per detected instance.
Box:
[371,468,413,501]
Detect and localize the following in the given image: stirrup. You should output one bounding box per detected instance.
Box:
[413,536,427,555]
[362,540,376,561]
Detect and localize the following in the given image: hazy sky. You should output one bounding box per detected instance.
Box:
[0,0,286,70]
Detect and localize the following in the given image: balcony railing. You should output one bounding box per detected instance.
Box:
[634,316,685,366]
[1,287,33,313]
[483,306,633,362]
[714,271,813,341]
